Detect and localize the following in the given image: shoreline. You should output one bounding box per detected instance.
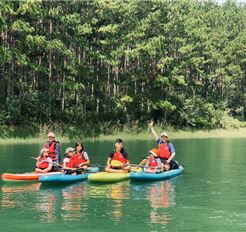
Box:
[0,128,245,145]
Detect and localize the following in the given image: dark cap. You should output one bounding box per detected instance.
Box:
[115,138,123,143]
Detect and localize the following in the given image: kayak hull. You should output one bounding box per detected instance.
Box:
[39,167,99,184]
[39,173,88,183]
[88,172,130,183]
[130,166,184,181]
[1,172,61,182]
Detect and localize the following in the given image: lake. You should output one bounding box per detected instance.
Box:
[0,138,246,231]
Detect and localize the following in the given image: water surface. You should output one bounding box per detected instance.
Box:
[0,138,245,231]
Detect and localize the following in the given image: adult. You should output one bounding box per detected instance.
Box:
[35,148,53,173]
[43,132,60,164]
[105,139,131,173]
[149,122,179,169]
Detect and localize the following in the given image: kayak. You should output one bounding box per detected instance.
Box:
[88,172,130,183]
[130,166,184,181]
[39,173,88,183]
[1,172,61,182]
[39,167,99,184]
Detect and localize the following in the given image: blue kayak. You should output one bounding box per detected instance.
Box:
[130,166,184,181]
[39,167,99,184]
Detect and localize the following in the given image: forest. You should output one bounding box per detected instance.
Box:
[0,0,246,137]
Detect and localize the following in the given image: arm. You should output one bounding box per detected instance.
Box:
[79,152,90,166]
[42,163,53,173]
[149,122,159,141]
[106,157,112,167]
[55,142,60,163]
[167,152,175,163]
[167,143,175,163]
[139,158,148,166]
[62,158,75,170]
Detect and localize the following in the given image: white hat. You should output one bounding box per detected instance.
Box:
[160,131,168,137]
[48,132,55,138]
[65,147,74,154]
[40,148,49,154]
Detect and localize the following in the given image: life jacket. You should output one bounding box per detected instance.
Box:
[148,156,159,167]
[37,157,50,169]
[73,152,87,167]
[111,151,127,164]
[157,142,171,159]
[64,157,76,168]
[45,141,58,161]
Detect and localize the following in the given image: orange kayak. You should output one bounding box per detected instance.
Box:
[1,172,61,182]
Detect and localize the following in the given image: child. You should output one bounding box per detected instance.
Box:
[139,148,164,173]
[35,148,53,173]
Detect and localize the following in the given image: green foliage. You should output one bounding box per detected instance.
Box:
[0,0,246,137]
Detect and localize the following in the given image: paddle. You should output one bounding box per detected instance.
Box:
[63,167,86,174]
[30,156,62,168]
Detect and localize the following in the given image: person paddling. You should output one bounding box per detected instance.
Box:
[149,122,179,169]
[105,139,131,173]
[73,142,90,170]
[35,148,53,173]
[42,132,61,165]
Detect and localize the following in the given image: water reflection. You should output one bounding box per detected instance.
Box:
[0,178,179,227]
[89,182,130,224]
[35,190,57,223]
[1,182,41,209]
[61,183,87,221]
[149,181,175,225]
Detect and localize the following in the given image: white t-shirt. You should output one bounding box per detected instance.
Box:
[63,157,70,164]
[82,151,89,160]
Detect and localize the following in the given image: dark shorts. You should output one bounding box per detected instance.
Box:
[160,159,179,170]
[111,166,122,170]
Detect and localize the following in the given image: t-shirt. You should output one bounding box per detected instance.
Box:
[156,139,175,153]
[63,157,70,164]
[109,150,128,159]
[39,157,53,165]
[82,151,89,160]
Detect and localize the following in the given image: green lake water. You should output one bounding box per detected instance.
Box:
[0,138,246,231]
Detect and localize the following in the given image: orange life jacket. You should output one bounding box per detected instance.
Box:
[111,151,127,164]
[37,157,50,169]
[64,157,76,168]
[148,157,159,167]
[73,152,87,167]
[157,143,171,159]
[45,141,57,161]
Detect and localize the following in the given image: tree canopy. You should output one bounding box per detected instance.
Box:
[0,0,245,137]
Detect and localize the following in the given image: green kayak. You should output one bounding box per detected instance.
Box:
[88,172,130,183]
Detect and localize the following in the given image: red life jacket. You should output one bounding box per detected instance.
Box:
[157,143,171,159]
[45,141,57,161]
[64,157,76,168]
[148,157,159,167]
[112,151,127,164]
[74,152,87,167]
[37,157,50,169]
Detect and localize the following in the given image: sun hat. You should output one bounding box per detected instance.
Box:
[40,148,49,154]
[48,132,55,138]
[65,147,74,154]
[149,148,158,156]
[160,131,168,137]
